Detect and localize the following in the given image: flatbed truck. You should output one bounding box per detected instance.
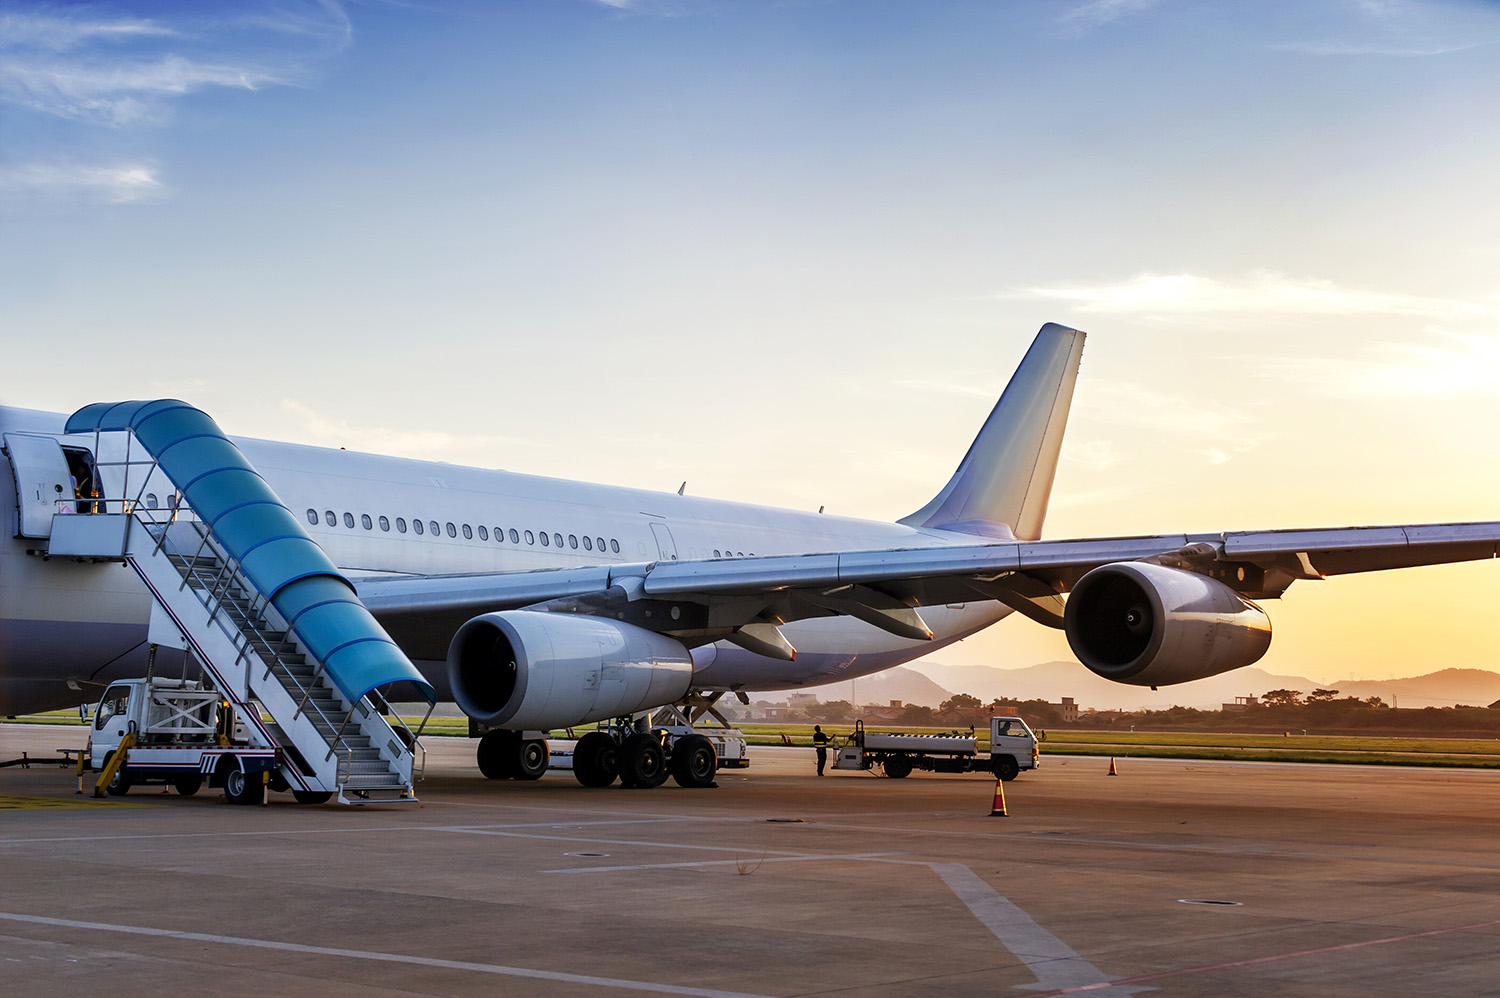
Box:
[833,716,1040,780]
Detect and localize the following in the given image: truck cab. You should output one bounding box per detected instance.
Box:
[989,715,1040,781]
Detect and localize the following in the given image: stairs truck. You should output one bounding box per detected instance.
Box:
[832,716,1040,781]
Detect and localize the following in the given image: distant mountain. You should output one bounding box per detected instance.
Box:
[904,662,1500,712]
[780,667,953,708]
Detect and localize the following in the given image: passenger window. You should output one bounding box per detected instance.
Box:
[325,510,336,526]
[396,517,407,533]
[146,493,158,509]
[414,519,425,535]
[477,526,487,540]
[714,550,721,558]
[568,534,578,549]
[597,537,605,552]
[306,509,318,525]
[446,522,457,538]
[554,533,563,548]
[512,529,521,543]
[379,516,390,532]
[610,539,620,554]
[524,530,534,544]
[361,514,373,530]
[430,520,440,536]
[343,512,354,528]
[540,532,550,547]
[583,536,593,551]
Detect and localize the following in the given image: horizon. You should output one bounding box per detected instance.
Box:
[2,1,1496,683]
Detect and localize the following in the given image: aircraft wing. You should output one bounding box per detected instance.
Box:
[357,520,1499,659]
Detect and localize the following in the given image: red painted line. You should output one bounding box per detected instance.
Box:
[1026,919,1500,996]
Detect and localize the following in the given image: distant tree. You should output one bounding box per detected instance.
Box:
[939,693,983,714]
[1306,688,1341,704]
[1261,689,1303,708]
[897,704,936,726]
[814,700,854,722]
[1363,696,1387,708]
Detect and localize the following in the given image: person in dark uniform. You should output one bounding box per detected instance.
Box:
[813,725,830,776]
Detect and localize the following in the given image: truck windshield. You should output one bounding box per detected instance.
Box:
[993,720,1029,737]
[95,686,129,729]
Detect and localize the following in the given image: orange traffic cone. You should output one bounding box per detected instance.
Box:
[1107,757,1118,776]
[988,778,1008,817]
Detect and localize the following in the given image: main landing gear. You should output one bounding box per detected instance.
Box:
[474,720,720,790]
[476,729,549,781]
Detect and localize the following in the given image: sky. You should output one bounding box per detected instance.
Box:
[2,0,1497,687]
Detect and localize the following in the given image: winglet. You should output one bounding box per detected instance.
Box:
[899,323,1085,541]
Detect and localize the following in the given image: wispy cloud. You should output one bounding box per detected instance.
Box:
[1276,0,1500,58]
[280,400,533,460]
[1061,0,1162,29]
[1251,330,1500,399]
[1021,272,1493,320]
[1273,39,1482,57]
[0,162,165,204]
[0,3,347,127]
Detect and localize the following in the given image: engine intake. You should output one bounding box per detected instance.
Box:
[1064,561,1271,687]
[448,611,694,730]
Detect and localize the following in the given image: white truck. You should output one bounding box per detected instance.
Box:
[86,677,301,805]
[832,716,1040,780]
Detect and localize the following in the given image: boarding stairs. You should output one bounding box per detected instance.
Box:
[48,401,434,805]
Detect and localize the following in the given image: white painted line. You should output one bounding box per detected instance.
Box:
[0,911,775,998]
[542,851,900,874]
[928,864,1148,996]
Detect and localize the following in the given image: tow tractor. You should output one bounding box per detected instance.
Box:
[85,676,304,804]
[833,715,1040,780]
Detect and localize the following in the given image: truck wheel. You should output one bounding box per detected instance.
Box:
[105,765,132,797]
[619,734,668,789]
[670,734,717,788]
[994,756,1020,782]
[573,732,618,787]
[883,755,913,779]
[293,790,332,805]
[223,763,260,805]
[173,775,202,797]
[515,738,548,781]
[477,729,519,780]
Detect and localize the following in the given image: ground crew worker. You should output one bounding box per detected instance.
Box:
[813,724,829,776]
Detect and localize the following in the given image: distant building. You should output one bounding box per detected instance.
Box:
[1221,696,1260,712]
[787,692,818,706]
[1048,697,1078,722]
[862,700,904,723]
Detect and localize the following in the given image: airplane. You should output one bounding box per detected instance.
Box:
[3,323,1497,788]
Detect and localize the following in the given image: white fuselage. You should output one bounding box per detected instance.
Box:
[0,405,1010,713]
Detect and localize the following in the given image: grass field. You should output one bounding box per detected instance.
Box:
[14,712,1500,769]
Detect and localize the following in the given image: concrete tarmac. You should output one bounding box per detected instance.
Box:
[3,722,1499,997]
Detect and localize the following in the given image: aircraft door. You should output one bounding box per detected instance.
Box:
[4,433,74,538]
[649,522,678,561]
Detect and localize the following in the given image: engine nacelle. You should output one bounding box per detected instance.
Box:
[1064,561,1272,687]
[447,611,694,731]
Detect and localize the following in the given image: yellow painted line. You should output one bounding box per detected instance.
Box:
[0,794,151,811]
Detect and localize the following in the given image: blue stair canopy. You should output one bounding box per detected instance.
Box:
[67,400,436,706]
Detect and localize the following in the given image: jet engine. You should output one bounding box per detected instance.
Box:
[1064,561,1272,687]
[447,611,694,730]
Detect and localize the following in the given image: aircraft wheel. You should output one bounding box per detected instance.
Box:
[620,733,668,789]
[515,738,549,781]
[670,734,718,789]
[573,732,618,787]
[173,775,202,797]
[293,790,333,804]
[477,729,519,780]
[223,763,260,805]
[883,755,913,779]
[994,756,1020,782]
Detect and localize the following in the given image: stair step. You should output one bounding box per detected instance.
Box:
[342,775,408,789]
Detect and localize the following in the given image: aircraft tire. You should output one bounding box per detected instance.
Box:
[223,763,260,805]
[670,734,718,789]
[994,756,1020,782]
[620,734,668,789]
[573,732,618,787]
[883,755,913,779]
[477,729,520,780]
[174,775,202,797]
[515,738,548,780]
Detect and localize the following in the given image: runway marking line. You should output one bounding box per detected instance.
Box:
[0,795,149,811]
[1024,918,1500,996]
[0,911,775,998]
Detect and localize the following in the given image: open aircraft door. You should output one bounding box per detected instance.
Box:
[650,521,678,561]
[4,433,73,538]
